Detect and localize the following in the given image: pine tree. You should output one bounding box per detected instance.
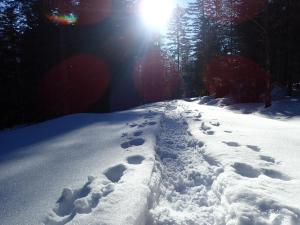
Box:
[165,5,190,73]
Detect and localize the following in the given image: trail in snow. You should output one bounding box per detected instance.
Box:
[148,102,225,225]
[148,101,300,225]
[1,99,300,225]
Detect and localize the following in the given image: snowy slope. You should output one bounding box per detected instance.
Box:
[148,100,300,225]
[0,108,162,225]
[0,99,299,225]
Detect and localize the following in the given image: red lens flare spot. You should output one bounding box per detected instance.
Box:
[202,0,267,25]
[44,0,112,26]
[76,0,112,26]
[204,55,270,102]
[134,50,180,102]
[40,54,111,116]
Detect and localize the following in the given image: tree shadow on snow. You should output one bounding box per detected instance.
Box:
[0,110,151,161]
[226,97,300,119]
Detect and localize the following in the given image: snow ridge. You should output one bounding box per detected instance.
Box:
[148,103,225,225]
[148,101,300,225]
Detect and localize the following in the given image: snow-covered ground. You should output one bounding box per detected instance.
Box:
[0,98,299,225]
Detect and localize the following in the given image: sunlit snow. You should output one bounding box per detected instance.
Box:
[0,98,300,225]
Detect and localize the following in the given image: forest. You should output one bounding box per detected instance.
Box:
[1,0,299,129]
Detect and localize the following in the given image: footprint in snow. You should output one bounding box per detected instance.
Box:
[224,130,232,133]
[261,168,291,181]
[121,142,131,149]
[45,176,114,225]
[206,130,215,135]
[203,154,220,166]
[193,113,202,121]
[209,120,220,126]
[259,155,275,163]
[232,162,260,178]
[138,122,148,128]
[223,141,240,147]
[54,183,91,217]
[121,138,145,149]
[133,131,143,137]
[104,164,127,183]
[144,111,157,119]
[195,113,202,118]
[135,121,157,128]
[129,123,138,128]
[232,162,290,181]
[201,122,215,135]
[148,121,157,126]
[246,145,261,152]
[201,122,211,131]
[130,138,145,146]
[127,155,145,164]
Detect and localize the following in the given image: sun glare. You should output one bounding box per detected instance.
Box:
[139,0,175,30]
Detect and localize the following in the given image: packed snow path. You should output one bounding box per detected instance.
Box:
[1,99,300,225]
[148,103,225,224]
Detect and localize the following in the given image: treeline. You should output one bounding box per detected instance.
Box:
[1,0,300,129]
[0,0,149,129]
[163,0,300,101]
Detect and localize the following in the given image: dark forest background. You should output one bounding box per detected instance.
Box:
[1,0,300,129]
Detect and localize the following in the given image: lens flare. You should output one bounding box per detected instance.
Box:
[134,50,180,102]
[204,55,270,102]
[46,13,77,25]
[76,0,112,26]
[44,0,112,26]
[39,54,111,116]
[139,0,175,30]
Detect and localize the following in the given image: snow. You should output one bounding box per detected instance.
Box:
[0,98,300,225]
[0,110,160,225]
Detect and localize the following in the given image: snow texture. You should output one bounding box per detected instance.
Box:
[1,98,300,225]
